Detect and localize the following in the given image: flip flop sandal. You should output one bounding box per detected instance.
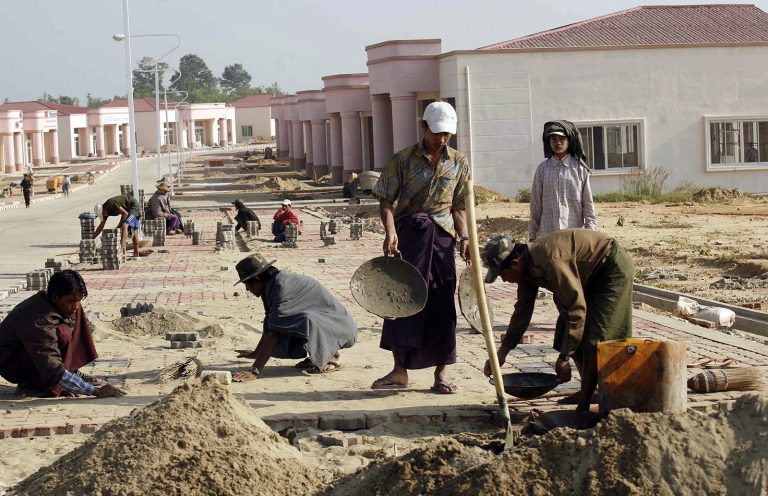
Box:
[303,362,343,375]
[371,377,409,389]
[705,358,740,369]
[430,381,459,394]
[687,357,714,368]
[294,358,315,369]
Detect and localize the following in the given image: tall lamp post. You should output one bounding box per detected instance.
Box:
[113,32,181,181]
[116,0,139,200]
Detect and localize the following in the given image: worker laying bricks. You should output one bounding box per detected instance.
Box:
[0,270,126,398]
[93,193,144,257]
[232,198,261,233]
[148,182,183,235]
[231,253,357,382]
[481,229,634,411]
[272,199,301,242]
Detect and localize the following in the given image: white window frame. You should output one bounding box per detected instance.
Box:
[704,115,768,172]
[573,119,645,175]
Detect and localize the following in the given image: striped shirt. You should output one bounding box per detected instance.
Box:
[528,155,597,240]
[373,141,470,237]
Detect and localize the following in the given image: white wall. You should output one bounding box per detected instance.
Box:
[442,45,768,197]
[234,107,273,142]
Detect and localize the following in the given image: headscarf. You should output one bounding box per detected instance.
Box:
[542,120,590,169]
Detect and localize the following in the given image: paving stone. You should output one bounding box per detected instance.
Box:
[318,413,367,431]
[165,332,199,342]
[365,413,392,428]
[170,340,203,349]
[317,431,363,448]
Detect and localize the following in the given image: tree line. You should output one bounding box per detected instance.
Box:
[27,53,280,108]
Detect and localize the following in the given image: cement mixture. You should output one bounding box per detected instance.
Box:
[112,310,224,338]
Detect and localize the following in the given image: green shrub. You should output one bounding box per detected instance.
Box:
[516,188,531,203]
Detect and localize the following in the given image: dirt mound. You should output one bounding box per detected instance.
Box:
[692,187,747,203]
[473,185,504,204]
[331,394,768,495]
[112,311,223,337]
[11,381,325,496]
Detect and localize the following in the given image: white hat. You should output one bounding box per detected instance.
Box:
[94,203,104,220]
[423,101,457,135]
[547,131,567,137]
[282,199,292,206]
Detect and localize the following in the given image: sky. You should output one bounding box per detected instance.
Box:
[1,0,766,104]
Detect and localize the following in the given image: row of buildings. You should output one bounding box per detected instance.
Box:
[271,4,768,194]
[0,94,275,174]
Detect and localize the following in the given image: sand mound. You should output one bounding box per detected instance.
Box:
[11,381,325,496]
[473,185,504,204]
[112,311,223,338]
[330,394,768,496]
[692,187,747,203]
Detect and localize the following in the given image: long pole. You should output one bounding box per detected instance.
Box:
[163,91,173,194]
[122,0,139,200]
[155,64,161,180]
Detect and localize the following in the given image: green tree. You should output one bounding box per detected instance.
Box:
[132,56,169,98]
[219,63,252,95]
[170,53,219,103]
[86,93,119,108]
[39,93,80,106]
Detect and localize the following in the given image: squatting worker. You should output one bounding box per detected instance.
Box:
[370,101,470,394]
[232,198,261,234]
[92,193,143,257]
[149,182,183,235]
[0,270,126,398]
[481,229,634,411]
[231,254,357,382]
[272,199,301,242]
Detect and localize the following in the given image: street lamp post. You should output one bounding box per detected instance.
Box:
[117,0,139,200]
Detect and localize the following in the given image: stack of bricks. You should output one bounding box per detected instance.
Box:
[79,239,100,264]
[183,220,196,237]
[282,223,298,248]
[120,302,167,317]
[350,221,363,240]
[142,219,166,247]
[192,231,203,245]
[246,221,259,238]
[217,223,235,250]
[45,258,69,274]
[328,219,339,235]
[79,212,96,240]
[153,229,166,247]
[120,185,134,197]
[100,229,125,270]
[166,332,202,349]
[320,221,328,240]
[138,189,145,208]
[26,268,53,291]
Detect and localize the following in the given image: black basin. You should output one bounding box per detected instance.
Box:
[492,372,560,399]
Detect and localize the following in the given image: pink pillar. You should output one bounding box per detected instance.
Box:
[32,131,44,166]
[291,120,305,170]
[279,119,290,158]
[95,125,105,158]
[391,93,417,153]
[311,119,328,178]
[329,113,343,184]
[302,121,313,176]
[49,129,59,164]
[187,121,195,149]
[119,124,129,155]
[3,134,14,174]
[110,126,120,155]
[286,120,294,161]
[371,94,394,173]
[223,119,230,146]
[340,111,363,178]
[218,118,227,147]
[13,132,23,170]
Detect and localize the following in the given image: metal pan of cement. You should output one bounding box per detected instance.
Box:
[458,268,494,333]
[491,372,560,399]
[350,255,428,319]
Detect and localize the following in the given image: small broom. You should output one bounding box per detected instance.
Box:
[687,367,765,393]
[152,355,202,384]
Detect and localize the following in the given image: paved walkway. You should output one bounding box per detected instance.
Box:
[1,205,767,439]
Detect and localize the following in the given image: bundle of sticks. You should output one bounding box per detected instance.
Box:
[687,367,764,393]
[152,355,202,384]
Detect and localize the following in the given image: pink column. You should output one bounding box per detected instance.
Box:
[311,119,328,178]
[13,132,23,170]
[371,94,394,173]
[187,121,195,149]
[340,111,363,178]
[329,113,343,184]
[279,119,290,158]
[32,131,44,166]
[218,118,227,147]
[291,120,305,170]
[120,124,129,155]
[391,93,417,153]
[222,119,230,147]
[3,134,14,174]
[302,121,313,176]
[110,126,120,155]
[95,125,105,158]
[286,120,294,162]
[49,129,59,164]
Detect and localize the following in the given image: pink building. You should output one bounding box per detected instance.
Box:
[231,94,276,143]
[0,101,64,170]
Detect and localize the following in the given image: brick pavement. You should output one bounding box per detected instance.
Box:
[0,206,767,440]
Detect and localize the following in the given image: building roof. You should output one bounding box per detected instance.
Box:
[480,4,768,50]
[0,100,87,115]
[230,94,278,108]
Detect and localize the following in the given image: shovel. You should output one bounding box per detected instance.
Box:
[464,178,515,450]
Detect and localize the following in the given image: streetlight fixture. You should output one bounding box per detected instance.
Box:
[117,0,139,201]
[113,32,181,180]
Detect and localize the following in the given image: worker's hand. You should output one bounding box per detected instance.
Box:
[483,349,508,377]
[555,355,572,383]
[93,383,127,398]
[232,370,259,382]
[458,239,470,262]
[383,231,399,256]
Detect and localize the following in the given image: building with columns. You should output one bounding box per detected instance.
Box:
[0,102,63,171]
[231,94,276,143]
[272,5,768,194]
[0,110,24,174]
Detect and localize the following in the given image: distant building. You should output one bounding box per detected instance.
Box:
[231,94,277,143]
[0,101,76,170]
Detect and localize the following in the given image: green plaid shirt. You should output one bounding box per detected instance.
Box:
[373,141,470,237]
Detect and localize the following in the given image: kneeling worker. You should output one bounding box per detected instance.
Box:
[0,270,126,398]
[232,254,357,382]
[480,229,634,411]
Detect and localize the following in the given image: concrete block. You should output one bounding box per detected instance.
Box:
[170,340,203,349]
[200,370,232,385]
[79,424,99,433]
[396,411,445,424]
[165,332,199,342]
[262,415,320,431]
[365,413,392,429]
[317,431,363,448]
[318,413,366,431]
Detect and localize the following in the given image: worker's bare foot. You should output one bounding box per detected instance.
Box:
[232,370,259,382]
[235,349,258,359]
[371,371,409,389]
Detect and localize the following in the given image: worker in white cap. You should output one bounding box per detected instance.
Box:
[271,199,300,242]
[369,101,471,394]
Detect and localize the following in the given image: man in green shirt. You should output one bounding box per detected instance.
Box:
[481,229,634,411]
[93,194,143,257]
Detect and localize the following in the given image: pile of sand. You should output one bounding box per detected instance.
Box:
[473,185,504,204]
[330,394,768,495]
[11,382,325,496]
[692,187,747,203]
[112,311,224,338]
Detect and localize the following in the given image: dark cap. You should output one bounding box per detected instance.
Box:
[481,234,520,283]
[232,198,245,209]
[234,253,276,285]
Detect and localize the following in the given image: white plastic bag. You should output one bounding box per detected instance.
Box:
[675,296,735,328]
[675,296,701,317]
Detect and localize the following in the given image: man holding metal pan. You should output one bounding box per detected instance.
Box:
[370,101,471,394]
[480,229,634,411]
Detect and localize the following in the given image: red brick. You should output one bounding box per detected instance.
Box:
[53,424,76,435]
[396,412,445,424]
[33,426,53,436]
[12,427,33,438]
